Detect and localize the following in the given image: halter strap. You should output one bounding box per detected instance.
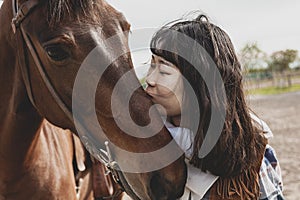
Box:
[11,0,39,33]
[12,0,39,109]
[100,142,141,200]
[12,0,74,122]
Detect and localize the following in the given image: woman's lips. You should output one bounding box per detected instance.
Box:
[146,89,174,99]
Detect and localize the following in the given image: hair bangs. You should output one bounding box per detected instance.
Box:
[150,27,182,67]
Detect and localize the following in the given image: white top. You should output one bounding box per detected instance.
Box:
[165,121,218,199]
[250,112,273,139]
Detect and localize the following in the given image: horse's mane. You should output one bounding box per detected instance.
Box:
[47,0,102,27]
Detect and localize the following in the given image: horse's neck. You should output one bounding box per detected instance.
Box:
[0,71,43,173]
[0,31,76,196]
[0,0,43,176]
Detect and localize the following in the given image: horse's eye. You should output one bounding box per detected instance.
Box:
[45,46,70,62]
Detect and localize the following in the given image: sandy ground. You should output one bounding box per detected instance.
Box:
[248,91,300,199]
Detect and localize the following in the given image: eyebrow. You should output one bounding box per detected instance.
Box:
[153,55,175,68]
[158,59,169,65]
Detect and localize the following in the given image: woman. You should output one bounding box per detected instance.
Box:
[145,14,283,199]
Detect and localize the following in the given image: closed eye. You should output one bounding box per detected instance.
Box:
[159,71,170,75]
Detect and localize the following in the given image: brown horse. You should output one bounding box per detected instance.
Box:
[0,0,187,199]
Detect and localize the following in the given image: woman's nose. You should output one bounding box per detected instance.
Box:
[145,72,157,87]
[146,77,155,87]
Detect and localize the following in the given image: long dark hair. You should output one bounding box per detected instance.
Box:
[150,14,267,198]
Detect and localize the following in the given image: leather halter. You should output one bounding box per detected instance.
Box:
[11,0,73,122]
[11,0,140,199]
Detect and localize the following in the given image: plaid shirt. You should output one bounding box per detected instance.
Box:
[259,144,284,200]
[182,145,284,200]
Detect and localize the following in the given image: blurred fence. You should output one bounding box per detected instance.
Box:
[244,70,300,90]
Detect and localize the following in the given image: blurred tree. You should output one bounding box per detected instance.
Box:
[268,49,298,87]
[290,56,300,87]
[268,49,298,72]
[239,42,268,73]
[290,55,300,71]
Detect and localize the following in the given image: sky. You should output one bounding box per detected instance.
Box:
[106,0,300,54]
[104,0,300,77]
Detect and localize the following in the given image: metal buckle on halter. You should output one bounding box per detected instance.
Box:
[11,0,39,34]
[11,15,20,34]
[98,142,121,183]
[11,2,28,34]
[11,19,17,34]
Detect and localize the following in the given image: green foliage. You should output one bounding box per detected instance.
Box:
[268,49,298,72]
[239,42,267,72]
[139,77,147,90]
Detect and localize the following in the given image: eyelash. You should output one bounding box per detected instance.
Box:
[160,71,170,75]
[150,62,171,75]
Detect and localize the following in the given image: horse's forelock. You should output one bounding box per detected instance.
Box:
[47,0,100,27]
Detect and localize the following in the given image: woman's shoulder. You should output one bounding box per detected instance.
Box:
[250,112,273,139]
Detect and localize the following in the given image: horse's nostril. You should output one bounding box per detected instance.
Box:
[150,173,166,200]
[149,173,176,200]
[147,162,187,200]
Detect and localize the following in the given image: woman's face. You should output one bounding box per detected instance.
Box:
[145,55,184,116]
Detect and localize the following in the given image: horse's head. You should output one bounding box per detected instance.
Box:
[8,0,187,199]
